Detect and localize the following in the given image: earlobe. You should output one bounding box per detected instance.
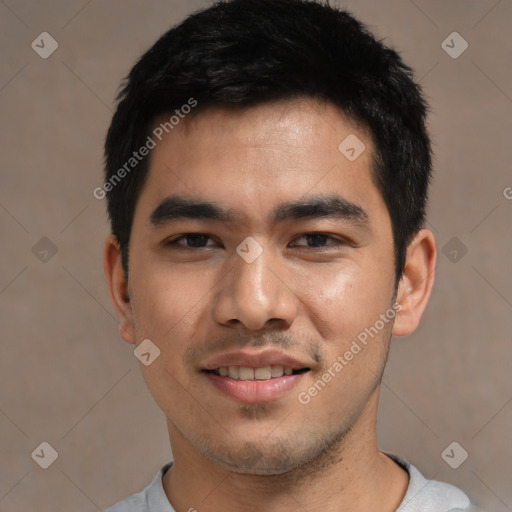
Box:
[392,229,436,338]
[103,235,136,344]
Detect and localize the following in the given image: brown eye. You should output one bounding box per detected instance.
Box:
[291,233,344,249]
[166,234,216,248]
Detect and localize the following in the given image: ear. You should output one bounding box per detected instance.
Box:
[392,228,436,337]
[103,235,136,344]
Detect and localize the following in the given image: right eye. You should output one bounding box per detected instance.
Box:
[164,233,219,249]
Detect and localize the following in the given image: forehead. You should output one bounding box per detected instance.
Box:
[136,97,386,229]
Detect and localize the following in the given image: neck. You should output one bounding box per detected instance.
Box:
[162,389,409,512]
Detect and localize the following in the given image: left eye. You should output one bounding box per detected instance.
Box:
[291,233,343,248]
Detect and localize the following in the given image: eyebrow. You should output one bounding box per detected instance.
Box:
[149,193,370,228]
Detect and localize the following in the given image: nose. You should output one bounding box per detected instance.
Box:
[212,242,299,331]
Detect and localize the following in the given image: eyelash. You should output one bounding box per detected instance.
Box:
[164,232,346,250]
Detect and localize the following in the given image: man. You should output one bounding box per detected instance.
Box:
[101,0,474,510]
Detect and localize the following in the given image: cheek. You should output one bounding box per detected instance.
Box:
[131,260,207,335]
[129,268,208,414]
[297,260,393,344]
[129,263,222,386]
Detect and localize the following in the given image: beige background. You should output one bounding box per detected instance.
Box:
[1,1,511,511]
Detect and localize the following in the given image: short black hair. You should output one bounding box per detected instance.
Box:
[104,0,432,287]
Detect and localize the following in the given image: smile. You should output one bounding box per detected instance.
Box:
[203,367,310,403]
[208,365,309,380]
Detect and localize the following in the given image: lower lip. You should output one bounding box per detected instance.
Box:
[205,372,307,403]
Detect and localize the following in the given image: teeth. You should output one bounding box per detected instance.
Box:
[239,367,254,380]
[228,366,239,379]
[216,365,297,380]
[254,366,272,380]
[271,365,284,377]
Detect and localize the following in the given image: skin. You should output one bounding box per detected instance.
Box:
[104,97,436,512]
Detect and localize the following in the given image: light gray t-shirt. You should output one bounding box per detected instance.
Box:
[104,453,474,512]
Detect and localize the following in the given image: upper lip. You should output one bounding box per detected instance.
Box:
[202,350,311,371]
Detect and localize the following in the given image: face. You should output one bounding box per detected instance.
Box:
[112,98,403,475]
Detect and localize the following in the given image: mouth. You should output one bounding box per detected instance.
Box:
[204,365,310,380]
[201,351,312,403]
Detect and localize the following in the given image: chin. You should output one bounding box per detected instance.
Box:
[207,452,302,476]
[197,434,334,476]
